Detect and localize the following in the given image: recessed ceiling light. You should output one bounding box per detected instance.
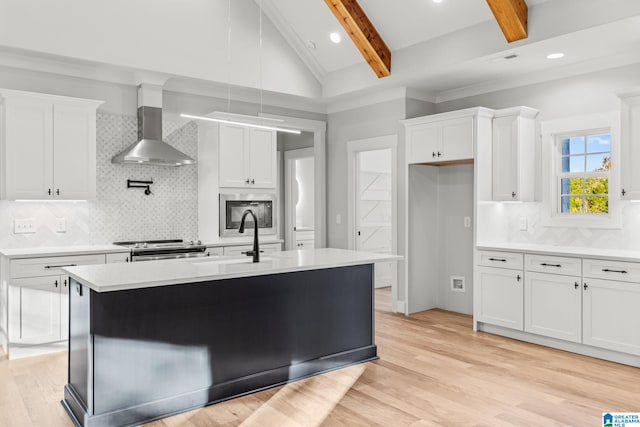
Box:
[329,32,341,44]
[432,0,443,3]
[547,52,565,59]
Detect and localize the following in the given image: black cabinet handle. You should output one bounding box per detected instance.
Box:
[516,274,521,282]
[437,151,442,157]
[44,264,77,269]
[622,189,627,196]
[251,179,255,184]
[56,188,60,196]
[583,283,588,290]
[574,282,579,289]
[48,188,52,195]
[511,191,517,198]
[63,279,67,287]
[602,268,628,274]
[541,263,562,267]
[488,258,507,262]
[54,280,58,288]
[245,178,250,184]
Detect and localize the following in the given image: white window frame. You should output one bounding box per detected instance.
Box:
[541,112,621,229]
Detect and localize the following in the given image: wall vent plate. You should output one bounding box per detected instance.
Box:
[451,276,465,292]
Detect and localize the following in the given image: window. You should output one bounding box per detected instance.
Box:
[558,132,611,215]
[541,112,620,229]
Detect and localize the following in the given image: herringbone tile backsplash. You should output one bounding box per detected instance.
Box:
[0,112,198,248]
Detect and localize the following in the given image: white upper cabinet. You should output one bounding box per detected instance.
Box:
[405,115,473,164]
[620,93,640,199]
[0,89,102,200]
[218,123,276,189]
[491,107,538,201]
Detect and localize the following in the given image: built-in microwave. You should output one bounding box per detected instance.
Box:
[219,194,276,237]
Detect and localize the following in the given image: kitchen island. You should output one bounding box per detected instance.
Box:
[61,248,400,427]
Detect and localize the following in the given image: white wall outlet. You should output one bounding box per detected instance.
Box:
[463,216,471,228]
[56,217,67,233]
[336,214,342,225]
[519,217,528,231]
[14,218,36,234]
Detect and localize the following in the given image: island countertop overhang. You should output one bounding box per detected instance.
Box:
[63,248,402,292]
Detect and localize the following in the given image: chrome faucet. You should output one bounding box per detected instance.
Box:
[239,209,261,263]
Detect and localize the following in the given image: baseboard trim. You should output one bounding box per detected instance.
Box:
[478,322,640,368]
[63,345,377,427]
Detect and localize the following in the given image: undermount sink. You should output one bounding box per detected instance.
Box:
[185,256,275,265]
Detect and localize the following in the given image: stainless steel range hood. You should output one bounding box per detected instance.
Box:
[112,84,195,166]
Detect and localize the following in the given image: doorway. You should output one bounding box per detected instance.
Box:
[284,148,315,250]
[347,136,398,298]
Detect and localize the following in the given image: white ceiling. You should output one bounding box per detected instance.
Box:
[0,0,639,111]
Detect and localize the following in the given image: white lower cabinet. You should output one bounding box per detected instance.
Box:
[524,272,582,343]
[476,265,523,330]
[582,277,640,356]
[9,275,68,344]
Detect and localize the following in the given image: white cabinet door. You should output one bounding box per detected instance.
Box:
[3,96,54,199]
[53,102,96,200]
[583,278,640,356]
[440,116,473,161]
[407,123,440,164]
[106,252,130,263]
[476,266,523,330]
[621,94,640,199]
[492,115,519,201]
[219,123,248,188]
[491,108,537,201]
[247,128,277,188]
[12,277,61,345]
[524,272,582,343]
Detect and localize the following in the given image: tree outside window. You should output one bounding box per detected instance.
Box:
[559,133,611,215]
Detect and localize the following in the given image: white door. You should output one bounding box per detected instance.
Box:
[4,96,54,199]
[53,102,96,199]
[476,266,523,330]
[218,123,248,188]
[524,272,582,343]
[248,128,277,188]
[12,277,61,344]
[583,277,640,356]
[284,148,315,250]
[355,148,395,289]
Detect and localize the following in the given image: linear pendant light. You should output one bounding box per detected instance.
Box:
[180,0,301,135]
[180,113,301,134]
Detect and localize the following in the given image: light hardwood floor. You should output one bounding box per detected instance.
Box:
[1,287,638,426]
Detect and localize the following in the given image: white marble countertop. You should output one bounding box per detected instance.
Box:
[63,248,402,293]
[477,242,640,262]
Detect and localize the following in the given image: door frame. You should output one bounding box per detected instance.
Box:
[284,147,315,250]
[347,135,398,309]
[260,114,327,248]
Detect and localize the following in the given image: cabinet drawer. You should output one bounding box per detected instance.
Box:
[10,254,106,278]
[295,230,315,240]
[295,239,315,249]
[105,252,130,263]
[524,254,581,276]
[477,251,523,270]
[583,258,640,282]
[205,247,224,256]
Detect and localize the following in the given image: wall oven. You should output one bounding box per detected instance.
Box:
[219,194,276,237]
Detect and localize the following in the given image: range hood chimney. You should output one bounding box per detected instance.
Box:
[112,84,195,166]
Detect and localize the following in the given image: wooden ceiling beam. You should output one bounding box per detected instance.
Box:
[324,0,391,78]
[486,0,528,42]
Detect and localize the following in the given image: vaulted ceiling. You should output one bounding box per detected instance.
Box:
[1,0,640,111]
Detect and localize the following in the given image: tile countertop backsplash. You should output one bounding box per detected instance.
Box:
[0,112,198,249]
[477,201,640,253]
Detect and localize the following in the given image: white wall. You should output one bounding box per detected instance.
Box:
[0,0,321,98]
[440,62,640,250]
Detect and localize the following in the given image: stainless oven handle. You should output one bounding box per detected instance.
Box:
[132,252,209,262]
